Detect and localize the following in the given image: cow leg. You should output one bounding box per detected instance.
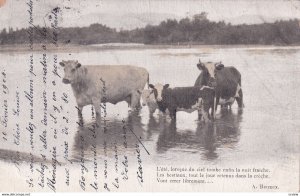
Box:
[130,90,141,111]
[228,103,232,110]
[201,107,210,123]
[202,101,211,123]
[229,99,235,109]
[215,96,220,112]
[76,105,83,120]
[149,107,156,116]
[124,96,131,112]
[197,98,203,120]
[198,110,203,120]
[210,96,218,120]
[92,98,102,122]
[236,89,244,109]
[169,108,177,120]
[76,105,84,126]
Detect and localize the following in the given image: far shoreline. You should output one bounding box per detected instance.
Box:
[1,43,300,53]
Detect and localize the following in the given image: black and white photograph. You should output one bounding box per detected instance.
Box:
[0,0,299,193]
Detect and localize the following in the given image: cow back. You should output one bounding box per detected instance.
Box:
[163,87,202,109]
[215,66,241,99]
[72,65,148,105]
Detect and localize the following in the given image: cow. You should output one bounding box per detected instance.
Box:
[194,60,244,115]
[149,83,215,122]
[59,60,149,121]
[137,89,158,116]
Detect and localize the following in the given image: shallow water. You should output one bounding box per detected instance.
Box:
[0,45,299,191]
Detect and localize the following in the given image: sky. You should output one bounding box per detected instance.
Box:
[0,0,300,31]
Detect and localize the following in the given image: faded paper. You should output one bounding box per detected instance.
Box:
[0,0,299,193]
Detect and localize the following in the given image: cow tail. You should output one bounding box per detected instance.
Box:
[147,73,150,89]
[239,75,245,108]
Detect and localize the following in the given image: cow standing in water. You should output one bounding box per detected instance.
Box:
[60,60,149,121]
[149,83,215,122]
[194,60,244,114]
[137,89,158,116]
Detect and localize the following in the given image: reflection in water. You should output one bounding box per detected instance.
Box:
[72,109,243,161]
[72,111,147,161]
[156,109,242,160]
[144,114,167,140]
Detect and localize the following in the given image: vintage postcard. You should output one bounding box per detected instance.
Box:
[0,0,299,193]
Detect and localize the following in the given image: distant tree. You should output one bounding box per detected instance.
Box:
[1,28,7,35]
[193,12,208,21]
[0,15,300,45]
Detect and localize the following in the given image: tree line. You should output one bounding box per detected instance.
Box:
[0,13,299,45]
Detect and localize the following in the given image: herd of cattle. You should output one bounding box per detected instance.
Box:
[59,59,244,123]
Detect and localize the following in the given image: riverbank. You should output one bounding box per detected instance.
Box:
[1,43,300,53]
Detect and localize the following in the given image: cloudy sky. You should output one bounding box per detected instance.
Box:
[0,0,300,31]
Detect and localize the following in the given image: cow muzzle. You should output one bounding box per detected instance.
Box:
[62,78,71,84]
[156,98,162,102]
[208,78,217,87]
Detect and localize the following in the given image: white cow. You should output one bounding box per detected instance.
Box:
[137,89,158,116]
[60,60,149,121]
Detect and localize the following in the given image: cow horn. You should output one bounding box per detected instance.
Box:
[199,59,201,63]
[149,84,155,89]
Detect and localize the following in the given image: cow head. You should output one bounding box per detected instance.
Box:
[149,83,169,102]
[137,89,154,106]
[59,60,84,84]
[197,59,224,87]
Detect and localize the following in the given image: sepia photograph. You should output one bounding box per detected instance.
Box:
[0,0,299,193]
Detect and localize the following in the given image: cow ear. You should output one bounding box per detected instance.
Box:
[149,84,155,89]
[215,62,224,70]
[137,89,142,94]
[76,63,82,69]
[59,62,65,67]
[197,63,204,70]
[164,84,169,89]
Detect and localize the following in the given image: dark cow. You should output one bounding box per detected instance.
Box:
[149,83,215,122]
[194,60,244,114]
